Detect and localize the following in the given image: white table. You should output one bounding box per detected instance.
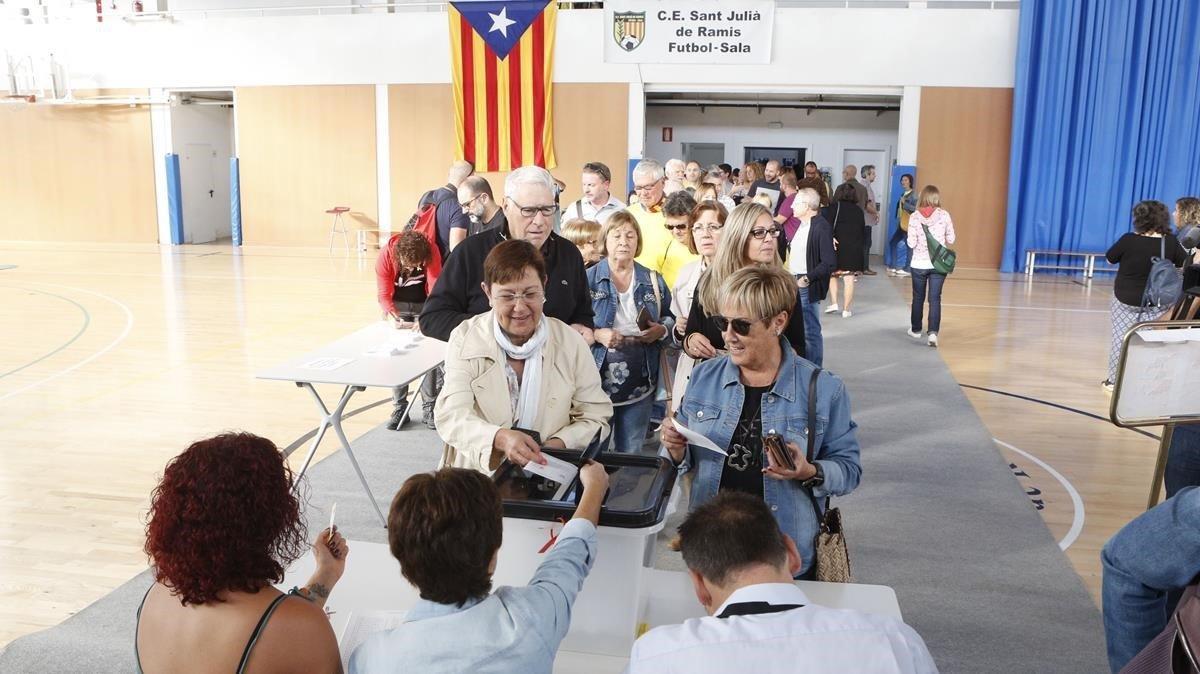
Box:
[281,538,902,673]
[257,323,446,525]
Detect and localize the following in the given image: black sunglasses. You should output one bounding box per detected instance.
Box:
[665,223,689,231]
[711,315,759,336]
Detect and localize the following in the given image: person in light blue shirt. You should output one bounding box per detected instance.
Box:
[349,463,610,674]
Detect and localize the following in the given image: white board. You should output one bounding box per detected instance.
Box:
[1113,326,1200,425]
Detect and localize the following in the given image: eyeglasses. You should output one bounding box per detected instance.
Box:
[665,223,689,232]
[634,179,663,194]
[711,315,760,336]
[492,289,546,306]
[508,199,558,218]
[691,222,724,233]
[750,227,782,240]
[459,194,482,210]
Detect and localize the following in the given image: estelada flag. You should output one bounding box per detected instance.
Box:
[449,1,556,172]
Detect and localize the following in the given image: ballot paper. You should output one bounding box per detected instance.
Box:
[338,610,407,672]
[670,419,728,456]
[302,357,353,371]
[523,453,580,500]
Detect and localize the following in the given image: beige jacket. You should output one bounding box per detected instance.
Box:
[434,312,613,473]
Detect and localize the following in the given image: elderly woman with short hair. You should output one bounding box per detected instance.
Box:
[662,265,862,579]
[436,239,613,472]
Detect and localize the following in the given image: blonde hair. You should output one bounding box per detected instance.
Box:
[698,202,785,312]
[718,265,797,323]
[918,185,942,209]
[560,218,600,247]
[741,162,763,185]
[599,210,643,258]
[694,183,719,203]
[780,173,799,191]
[751,193,773,209]
[1176,197,1200,228]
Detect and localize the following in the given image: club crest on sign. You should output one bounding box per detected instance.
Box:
[613,11,646,52]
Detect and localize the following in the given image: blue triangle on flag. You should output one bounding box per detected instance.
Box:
[452,0,551,60]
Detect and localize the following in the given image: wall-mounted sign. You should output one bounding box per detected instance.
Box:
[662,127,673,142]
[604,1,775,65]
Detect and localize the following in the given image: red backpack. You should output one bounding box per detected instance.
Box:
[405,203,442,292]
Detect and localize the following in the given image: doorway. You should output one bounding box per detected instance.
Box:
[169,91,235,244]
[682,142,725,169]
[842,148,890,255]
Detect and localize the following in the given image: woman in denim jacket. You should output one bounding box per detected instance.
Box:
[662,265,861,579]
[587,211,674,453]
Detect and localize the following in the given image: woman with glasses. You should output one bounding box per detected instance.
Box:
[587,211,674,453]
[662,265,861,579]
[822,183,867,319]
[436,240,612,473]
[681,203,807,362]
[671,202,728,341]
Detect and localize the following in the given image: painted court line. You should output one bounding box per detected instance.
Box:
[994,438,1085,552]
[0,286,90,380]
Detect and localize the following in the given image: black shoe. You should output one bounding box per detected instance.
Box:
[863,268,878,276]
[421,404,437,430]
[386,406,407,431]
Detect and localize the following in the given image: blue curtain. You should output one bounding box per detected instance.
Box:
[1002,0,1200,272]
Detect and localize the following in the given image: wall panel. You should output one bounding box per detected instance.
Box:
[0,91,157,242]
[388,83,628,226]
[236,85,377,245]
[916,87,1013,269]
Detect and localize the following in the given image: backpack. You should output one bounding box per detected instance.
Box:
[404,203,443,291]
[1142,236,1183,312]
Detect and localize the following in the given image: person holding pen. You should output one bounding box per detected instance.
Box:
[348,463,610,673]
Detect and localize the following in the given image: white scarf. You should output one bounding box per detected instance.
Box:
[493,314,548,429]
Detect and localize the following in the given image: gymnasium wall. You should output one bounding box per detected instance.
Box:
[915,87,1013,269]
[0,90,158,242]
[389,82,629,226]
[235,85,378,246]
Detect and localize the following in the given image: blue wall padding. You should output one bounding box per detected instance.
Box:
[230,157,243,246]
[165,153,184,245]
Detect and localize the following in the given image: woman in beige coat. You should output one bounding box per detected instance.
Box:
[435,239,613,473]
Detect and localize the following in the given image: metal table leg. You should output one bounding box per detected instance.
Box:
[293,382,387,526]
[1147,423,1173,509]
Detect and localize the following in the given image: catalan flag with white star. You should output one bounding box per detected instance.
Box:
[448,0,557,172]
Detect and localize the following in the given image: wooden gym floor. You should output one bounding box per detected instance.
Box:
[0,242,1156,647]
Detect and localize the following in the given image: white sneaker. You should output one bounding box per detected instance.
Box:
[824,304,840,314]
[927,333,939,347]
[907,328,922,339]
[886,268,897,277]
[842,310,852,319]
[896,269,911,277]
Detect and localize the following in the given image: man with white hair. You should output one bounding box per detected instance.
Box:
[747,159,783,214]
[420,160,475,256]
[421,165,594,347]
[665,158,687,184]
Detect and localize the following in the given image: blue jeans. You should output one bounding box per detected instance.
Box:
[911,268,946,333]
[1166,424,1200,498]
[1102,486,1200,671]
[798,288,823,367]
[609,396,655,453]
[888,227,909,270]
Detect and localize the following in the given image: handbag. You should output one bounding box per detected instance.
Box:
[920,221,957,275]
[649,271,674,404]
[803,367,852,583]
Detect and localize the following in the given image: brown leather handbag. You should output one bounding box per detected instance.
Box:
[803,367,852,583]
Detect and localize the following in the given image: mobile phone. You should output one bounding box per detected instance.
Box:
[763,433,796,471]
[636,306,653,331]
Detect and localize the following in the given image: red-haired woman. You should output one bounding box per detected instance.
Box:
[376,229,437,430]
[136,432,348,674]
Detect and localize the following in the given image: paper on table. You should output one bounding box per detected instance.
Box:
[523,453,580,500]
[339,610,408,671]
[302,357,353,371]
[670,419,728,455]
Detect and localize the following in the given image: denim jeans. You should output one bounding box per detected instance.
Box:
[1102,486,1200,671]
[911,268,946,333]
[609,396,655,453]
[1166,424,1200,498]
[798,288,823,367]
[889,227,909,270]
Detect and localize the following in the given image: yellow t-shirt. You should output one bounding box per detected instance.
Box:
[629,203,698,288]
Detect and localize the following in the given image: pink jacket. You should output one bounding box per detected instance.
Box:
[907,208,956,269]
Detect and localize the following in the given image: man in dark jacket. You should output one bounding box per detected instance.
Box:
[422,164,595,341]
[420,160,475,257]
[782,187,836,366]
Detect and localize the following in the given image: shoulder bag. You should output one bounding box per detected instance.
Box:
[803,367,852,583]
[920,221,957,275]
[649,271,676,407]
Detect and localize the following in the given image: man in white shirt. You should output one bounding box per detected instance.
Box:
[626,492,938,674]
[562,161,624,225]
[861,164,880,275]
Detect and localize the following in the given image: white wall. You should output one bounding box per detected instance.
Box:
[645,106,898,175]
[169,101,233,242]
[2,8,1018,90]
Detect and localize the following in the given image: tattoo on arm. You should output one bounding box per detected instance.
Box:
[304,583,331,601]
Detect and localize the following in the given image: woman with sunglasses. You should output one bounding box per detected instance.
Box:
[587,211,674,453]
[662,265,862,579]
[681,203,807,362]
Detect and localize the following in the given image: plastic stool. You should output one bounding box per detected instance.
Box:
[327,207,351,253]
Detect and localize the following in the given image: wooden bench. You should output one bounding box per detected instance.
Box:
[1024,249,1115,278]
[356,228,385,253]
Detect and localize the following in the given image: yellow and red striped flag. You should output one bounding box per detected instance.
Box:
[448,1,556,172]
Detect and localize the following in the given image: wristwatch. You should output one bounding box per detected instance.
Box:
[800,462,824,489]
